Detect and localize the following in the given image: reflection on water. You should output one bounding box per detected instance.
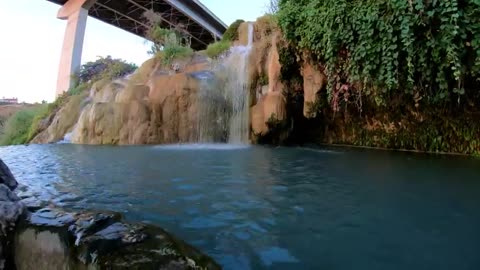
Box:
[1,144,480,270]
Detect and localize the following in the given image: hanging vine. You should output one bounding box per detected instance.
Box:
[278,0,480,110]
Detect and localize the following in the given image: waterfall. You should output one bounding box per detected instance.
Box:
[57,124,77,144]
[197,23,254,144]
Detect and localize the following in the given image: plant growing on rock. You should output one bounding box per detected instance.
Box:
[143,10,193,65]
[278,0,480,110]
[76,56,137,84]
[206,40,231,58]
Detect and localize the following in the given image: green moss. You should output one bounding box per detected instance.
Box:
[222,19,245,42]
[206,40,231,58]
[315,109,480,155]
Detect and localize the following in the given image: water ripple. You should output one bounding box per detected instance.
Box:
[1,144,480,270]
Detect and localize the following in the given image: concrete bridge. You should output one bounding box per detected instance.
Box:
[47,0,227,96]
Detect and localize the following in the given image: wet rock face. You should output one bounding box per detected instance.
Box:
[14,207,221,270]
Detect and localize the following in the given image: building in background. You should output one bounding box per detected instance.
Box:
[0,97,18,104]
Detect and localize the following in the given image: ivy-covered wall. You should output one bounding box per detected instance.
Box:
[278,0,480,108]
[271,0,480,155]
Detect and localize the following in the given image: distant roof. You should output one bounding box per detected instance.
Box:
[47,0,227,50]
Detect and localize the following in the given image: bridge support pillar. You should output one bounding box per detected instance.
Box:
[55,0,96,97]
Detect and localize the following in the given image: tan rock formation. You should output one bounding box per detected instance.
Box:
[236,22,250,46]
[251,92,286,136]
[301,62,327,118]
[264,91,286,121]
[249,19,287,137]
[267,34,284,94]
[71,100,152,145]
[33,17,298,145]
[251,102,267,135]
[148,72,201,143]
[34,53,211,145]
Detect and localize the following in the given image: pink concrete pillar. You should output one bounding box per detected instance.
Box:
[56,8,88,96]
[55,0,96,96]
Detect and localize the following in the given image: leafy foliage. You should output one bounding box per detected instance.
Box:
[222,20,245,42]
[278,0,480,109]
[76,56,137,84]
[206,40,231,58]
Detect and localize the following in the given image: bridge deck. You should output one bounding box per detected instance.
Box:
[47,0,227,50]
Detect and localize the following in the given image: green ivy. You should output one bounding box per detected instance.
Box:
[278,0,480,107]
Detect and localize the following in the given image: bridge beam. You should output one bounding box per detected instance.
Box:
[56,0,95,97]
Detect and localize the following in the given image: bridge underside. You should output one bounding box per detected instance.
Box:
[47,0,226,96]
[47,0,226,50]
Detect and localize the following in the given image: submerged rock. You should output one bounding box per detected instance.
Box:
[15,207,221,269]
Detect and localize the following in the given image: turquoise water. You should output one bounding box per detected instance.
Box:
[1,144,480,269]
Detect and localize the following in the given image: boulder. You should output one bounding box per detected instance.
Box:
[0,160,24,270]
[264,91,286,122]
[251,92,287,136]
[0,160,17,191]
[251,102,268,135]
[14,207,221,270]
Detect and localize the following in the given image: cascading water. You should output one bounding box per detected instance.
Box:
[197,23,254,144]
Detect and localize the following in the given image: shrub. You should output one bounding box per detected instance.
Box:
[76,56,137,84]
[206,40,231,58]
[256,14,278,37]
[67,82,90,96]
[145,24,194,65]
[222,20,245,42]
[278,0,480,108]
[158,44,194,65]
[0,106,44,145]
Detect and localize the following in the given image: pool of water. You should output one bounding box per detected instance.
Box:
[1,144,480,269]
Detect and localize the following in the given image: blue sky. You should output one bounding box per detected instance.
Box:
[0,0,267,103]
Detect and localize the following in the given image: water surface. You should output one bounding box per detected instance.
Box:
[1,144,479,270]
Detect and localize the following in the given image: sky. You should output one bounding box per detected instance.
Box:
[0,0,268,103]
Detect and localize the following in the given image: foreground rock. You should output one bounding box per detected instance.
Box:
[0,159,220,269]
[0,159,24,270]
[15,207,221,270]
[0,159,17,191]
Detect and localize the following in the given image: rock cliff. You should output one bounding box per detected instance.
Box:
[33,55,210,145]
[28,16,479,154]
